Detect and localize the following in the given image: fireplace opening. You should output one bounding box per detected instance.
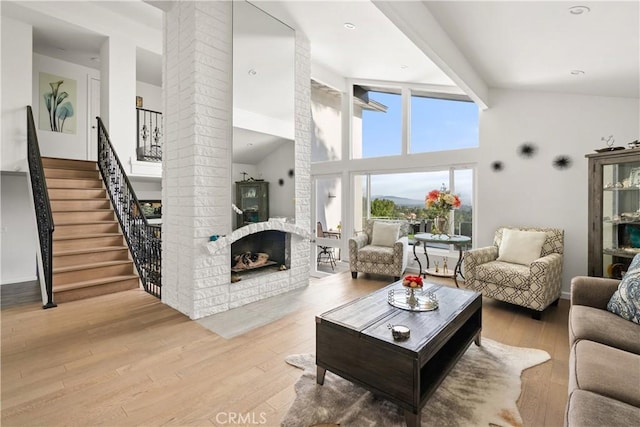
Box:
[230,230,290,278]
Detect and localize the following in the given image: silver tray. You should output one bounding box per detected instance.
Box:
[387,288,439,312]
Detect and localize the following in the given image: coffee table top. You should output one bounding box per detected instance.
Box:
[317,281,481,356]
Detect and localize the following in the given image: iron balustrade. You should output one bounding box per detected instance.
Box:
[136,108,163,162]
[26,106,57,309]
[97,117,161,298]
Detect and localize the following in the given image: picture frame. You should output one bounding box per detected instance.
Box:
[136,96,143,108]
[629,167,640,187]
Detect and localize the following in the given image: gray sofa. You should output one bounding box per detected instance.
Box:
[566,276,640,426]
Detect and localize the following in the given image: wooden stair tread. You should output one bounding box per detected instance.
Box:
[53,209,113,213]
[54,246,128,256]
[54,275,139,292]
[54,260,133,274]
[53,233,122,241]
[50,197,109,201]
[55,220,118,226]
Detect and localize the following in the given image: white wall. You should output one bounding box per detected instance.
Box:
[32,53,100,161]
[1,16,32,172]
[1,173,38,284]
[478,89,640,296]
[258,142,295,219]
[136,81,162,112]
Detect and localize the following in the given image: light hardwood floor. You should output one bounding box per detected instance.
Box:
[1,273,569,426]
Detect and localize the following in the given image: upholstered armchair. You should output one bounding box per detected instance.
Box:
[462,226,564,319]
[349,219,410,280]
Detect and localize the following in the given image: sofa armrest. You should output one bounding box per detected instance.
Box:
[571,276,620,310]
[348,234,369,265]
[463,246,498,278]
[393,236,409,272]
[529,253,563,302]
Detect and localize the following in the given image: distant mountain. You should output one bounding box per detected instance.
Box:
[372,195,424,207]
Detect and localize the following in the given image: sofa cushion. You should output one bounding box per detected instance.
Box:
[496,229,546,265]
[566,390,640,427]
[370,221,400,247]
[569,305,640,354]
[357,245,394,264]
[607,254,640,324]
[476,260,530,290]
[569,340,640,407]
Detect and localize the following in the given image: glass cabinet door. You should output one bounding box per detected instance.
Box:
[601,161,640,278]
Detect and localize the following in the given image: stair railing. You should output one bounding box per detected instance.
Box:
[96,117,161,298]
[26,106,57,309]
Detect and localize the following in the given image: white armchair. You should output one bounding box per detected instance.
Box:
[349,219,410,280]
[462,226,564,319]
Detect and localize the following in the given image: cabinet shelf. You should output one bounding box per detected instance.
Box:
[603,248,640,259]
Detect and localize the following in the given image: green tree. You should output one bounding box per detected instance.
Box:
[370,198,396,218]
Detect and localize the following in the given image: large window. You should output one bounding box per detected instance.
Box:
[410,94,478,153]
[353,88,402,159]
[353,168,473,242]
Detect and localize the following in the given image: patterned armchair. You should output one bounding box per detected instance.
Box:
[349,219,410,280]
[462,226,564,319]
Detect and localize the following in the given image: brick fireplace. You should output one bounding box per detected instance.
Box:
[162,2,311,320]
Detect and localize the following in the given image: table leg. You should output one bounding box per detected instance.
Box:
[474,333,481,347]
[405,409,421,427]
[453,245,465,288]
[316,366,326,385]
[423,242,430,270]
[412,242,423,277]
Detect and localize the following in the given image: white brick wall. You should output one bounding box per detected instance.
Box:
[163,5,311,320]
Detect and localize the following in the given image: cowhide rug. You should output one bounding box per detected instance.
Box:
[282,339,550,427]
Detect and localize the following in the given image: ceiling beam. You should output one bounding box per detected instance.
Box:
[373,1,489,110]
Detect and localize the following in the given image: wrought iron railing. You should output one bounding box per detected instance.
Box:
[26,106,57,309]
[136,108,163,162]
[97,117,161,298]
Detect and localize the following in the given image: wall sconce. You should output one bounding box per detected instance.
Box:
[328,193,336,199]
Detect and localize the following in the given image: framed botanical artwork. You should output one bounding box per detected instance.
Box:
[630,167,640,187]
[39,72,77,134]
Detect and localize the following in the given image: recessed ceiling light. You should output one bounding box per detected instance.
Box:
[90,56,100,62]
[400,64,408,69]
[248,69,257,76]
[570,70,585,76]
[344,22,356,30]
[568,6,590,15]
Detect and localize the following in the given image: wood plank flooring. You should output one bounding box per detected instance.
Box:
[1,273,570,426]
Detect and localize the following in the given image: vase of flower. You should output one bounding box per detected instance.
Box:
[432,215,449,235]
[425,184,461,236]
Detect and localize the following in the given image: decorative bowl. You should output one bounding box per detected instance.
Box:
[389,324,410,341]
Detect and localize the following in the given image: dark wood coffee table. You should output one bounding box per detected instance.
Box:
[316,281,482,427]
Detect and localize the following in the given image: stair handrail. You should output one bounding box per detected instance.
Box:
[96,117,161,298]
[26,106,57,309]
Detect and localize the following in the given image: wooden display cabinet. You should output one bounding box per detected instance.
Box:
[586,148,640,278]
[235,181,269,228]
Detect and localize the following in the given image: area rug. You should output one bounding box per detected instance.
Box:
[282,339,550,427]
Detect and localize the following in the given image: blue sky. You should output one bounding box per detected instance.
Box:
[362,91,479,157]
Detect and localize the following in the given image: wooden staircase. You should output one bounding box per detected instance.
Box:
[42,157,139,303]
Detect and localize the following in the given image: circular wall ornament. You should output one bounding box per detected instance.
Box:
[518,143,537,158]
[278,178,284,186]
[553,155,572,170]
[491,161,504,172]
[288,169,295,178]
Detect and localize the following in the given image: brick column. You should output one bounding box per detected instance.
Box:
[162,1,232,318]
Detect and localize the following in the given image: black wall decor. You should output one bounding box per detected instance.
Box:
[491,161,504,172]
[553,155,572,170]
[518,143,537,158]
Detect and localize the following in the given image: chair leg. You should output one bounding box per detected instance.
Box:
[531,310,542,321]
[551,298,560,307]
[351,272,357,279]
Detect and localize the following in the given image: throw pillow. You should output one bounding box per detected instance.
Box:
[371,222,400,247]
[496,229,547,266]
[607,254,640,324]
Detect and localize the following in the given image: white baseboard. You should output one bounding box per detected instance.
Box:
[1,275,37,286]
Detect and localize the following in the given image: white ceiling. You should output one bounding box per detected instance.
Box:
[3,0,638,163]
